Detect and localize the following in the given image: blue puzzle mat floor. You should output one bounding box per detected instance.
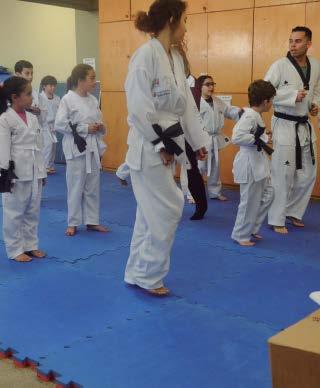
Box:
[0,165,319,388]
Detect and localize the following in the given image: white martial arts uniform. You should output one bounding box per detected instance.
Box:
[40,92,60,169]
[198,96,240,198]
[231,108,274,242]
[124,38,209,290]
[265,55,320,226]
[32,88,47,129]
[55,90,106,227]
[0,108,46,259]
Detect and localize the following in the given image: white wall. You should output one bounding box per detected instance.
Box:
[1,0,77,89]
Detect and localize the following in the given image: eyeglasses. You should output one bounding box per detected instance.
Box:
[203,82,216,87]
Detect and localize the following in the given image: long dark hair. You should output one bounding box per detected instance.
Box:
[0,76,29,114]
[135,0,187,35]
[67,64,93,91]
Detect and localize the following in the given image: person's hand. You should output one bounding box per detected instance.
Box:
[96,122,105,131]
[310,103,319,116]
[160,149,174,166]
[29,106,41,116]
[196,147,208,161]
[266,131,272,143]
[296,89,307,102]
[88,123,99,134]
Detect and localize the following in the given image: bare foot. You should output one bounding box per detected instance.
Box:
[147,286,170,296]
[26,250,46,258]
[287,216,304,228]
[211,195,228,201]
[13,254,33,262]
[251,233,263,240]
[87,224,110,233]
[187,196,195,204]
[118,178,128,186]
[272,226,288,234]
[238,240,255,246]
[65,226,77,236]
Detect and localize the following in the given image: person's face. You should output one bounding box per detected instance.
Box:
[16,67,33,83]
[12,82,33,110]
[44,84,56,96]
[79,69,96,93]
[289,31,311,58]
[201,77,215,98]
[172,11,187,44]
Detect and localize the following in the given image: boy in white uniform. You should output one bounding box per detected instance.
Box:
[231,80,276,246]
[15,60,47,131]
[40,75,60,174]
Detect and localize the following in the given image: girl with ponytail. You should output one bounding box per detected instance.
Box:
[54,64,108,237]
[124,0,209,295]
[0,76,47,262]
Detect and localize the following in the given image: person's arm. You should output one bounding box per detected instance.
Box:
[231,116,256,146]
[125,66,165,151]
[54,98,89,136]
[264,61,298,107]
[181,82,211,151]
[0,116,11,170]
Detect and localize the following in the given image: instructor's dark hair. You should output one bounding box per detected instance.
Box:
[0,76,29,114]
[67,64,93,91]
[135,0,187,35]
[292,26,312,41]
[248,79,276,107]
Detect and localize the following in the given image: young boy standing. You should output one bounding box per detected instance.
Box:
[40,75,60,174]
[231,80,276,246]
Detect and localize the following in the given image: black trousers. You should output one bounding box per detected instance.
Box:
[185,141,207,216]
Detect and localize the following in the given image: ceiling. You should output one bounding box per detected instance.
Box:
[19,0,98,11]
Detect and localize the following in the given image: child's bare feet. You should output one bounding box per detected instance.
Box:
[251,233,263,240]
[26,250,46,258]
[65,226,77,236]
[238,240,255,246]
[87,224,110,233]
[13,253,33,262]
[272,226,288,234]
[217,195,228,201]
[147,286,170,296]
[287,216,304,228]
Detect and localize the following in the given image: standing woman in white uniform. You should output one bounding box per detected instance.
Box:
[124,0,208,296]
[0,77,47,262]
[55,64,108,236]
[197,75,242,201]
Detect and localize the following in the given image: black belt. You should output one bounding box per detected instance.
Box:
[274,111,315,169]
[0,161,18,193]
[151,122,184,156]
[69,122,87,153]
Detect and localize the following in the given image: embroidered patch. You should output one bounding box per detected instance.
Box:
[284,80,288,84]
[225,137,229,142]
[285,160,290,166]
[152,78,160,87]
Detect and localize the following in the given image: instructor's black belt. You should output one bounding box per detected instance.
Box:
[274,111,315,170]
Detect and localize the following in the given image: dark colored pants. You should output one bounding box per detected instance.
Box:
[185,141,207,216]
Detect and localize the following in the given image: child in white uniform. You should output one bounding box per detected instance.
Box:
[15,60,47,131]
[55,64,108,236]
[0,76,46,262]
[197,75,241,201]
[231,80,276,246]
[40,75,60,174]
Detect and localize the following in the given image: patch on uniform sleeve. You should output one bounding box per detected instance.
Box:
[285,160,290,166]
